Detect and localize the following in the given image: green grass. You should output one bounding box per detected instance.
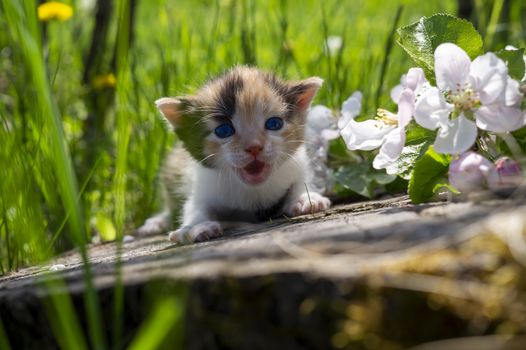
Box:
[0,0,524,348]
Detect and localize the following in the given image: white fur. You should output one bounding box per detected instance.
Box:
[137,68,331,243]
[171,145,331,243]
[137,145,331,244]
[135,210,170,236]
[189,146,309,214]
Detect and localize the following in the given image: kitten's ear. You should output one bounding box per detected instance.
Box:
[289,77,323,112]
[155,97,192,128]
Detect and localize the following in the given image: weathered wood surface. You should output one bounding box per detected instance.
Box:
[2,195,526,349]
[0,195,515,292]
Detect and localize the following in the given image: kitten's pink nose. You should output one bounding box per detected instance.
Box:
[245,144,263,157]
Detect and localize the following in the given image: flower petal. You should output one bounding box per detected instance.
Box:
[397,88,415,127]
[340,119,394,151]
[475,105,524,132]
[434,113,477,154]
[404,67,427,93]
[307,105,335,131]
[372,127,406,170]
[414,87,453,130]
[469,52,508,105]
[390,84,404,104]
[339,91,363,129]
[487,157,523,190]
[434,43,471,91]
[449,151,494,192]
[505,77,522,107]
[321,129,340,140]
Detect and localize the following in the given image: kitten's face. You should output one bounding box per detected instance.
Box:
[157,67,322,186]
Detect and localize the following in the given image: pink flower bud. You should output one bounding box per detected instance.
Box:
[449,152,494,193]
[487,157,523,190]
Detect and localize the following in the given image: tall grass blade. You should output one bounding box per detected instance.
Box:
[43,277,89,350]
[128,297,184,350]
[1,1,106,348]
[485,0,505,49]
[113,0,133,346]
[375,5,404,110]
[0,317,11,350]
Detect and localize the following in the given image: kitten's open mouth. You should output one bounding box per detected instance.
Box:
[238,160,271,185]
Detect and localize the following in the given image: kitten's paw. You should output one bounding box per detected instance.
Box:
[285,192,331,217]
[135,212,170,236]
[168,221,223,244]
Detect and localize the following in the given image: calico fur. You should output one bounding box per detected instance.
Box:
[137,66,331,243]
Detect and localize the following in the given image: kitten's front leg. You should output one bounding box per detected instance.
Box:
[168,221,222,244]
[167,200,222,244]
[285,192,331,217]
[135,210,171,236]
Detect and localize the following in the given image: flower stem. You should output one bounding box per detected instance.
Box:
[477,133,499,160]
[498,133,524,163]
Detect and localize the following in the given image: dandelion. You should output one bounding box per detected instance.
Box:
[38,1,74,22]
[92,73,117,90]
[414,43,524,155]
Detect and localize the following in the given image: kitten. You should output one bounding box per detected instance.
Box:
[137,66,331,244]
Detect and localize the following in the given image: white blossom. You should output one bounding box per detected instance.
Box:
[449,151,494,193]
[487,157,523,190]
[338,91,363,129]
[390,67,429,104]
[339,69,427,172]
[415,43,524,154]
[305,105,338,193]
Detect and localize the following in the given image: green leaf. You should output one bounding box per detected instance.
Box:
[408,146,450,204]
[334,163,396,199]
[329,137,352,158]
[397,13,484,81]
[385,140,432,180]
[373,172,397,185]
[433,182,460,195]
[496,48,525,81]
[512,125,526,140]
[405,122,436,146]
[334,163,375,198]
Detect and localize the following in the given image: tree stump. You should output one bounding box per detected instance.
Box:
[2,195,526,349]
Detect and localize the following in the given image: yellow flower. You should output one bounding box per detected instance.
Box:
[92,73,117,90]
[38,2,73,22]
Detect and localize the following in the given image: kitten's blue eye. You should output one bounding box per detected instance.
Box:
[214,123,235,138]
[265,117,284,131]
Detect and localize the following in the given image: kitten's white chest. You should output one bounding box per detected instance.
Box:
[193,147,308,213]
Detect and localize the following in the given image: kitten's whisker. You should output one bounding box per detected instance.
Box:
[228,166,234,197]
[283,140,319,148]
[281,135,319,149]
[197,153,217,165]
[217,164,227,189]
[279,151,304,173]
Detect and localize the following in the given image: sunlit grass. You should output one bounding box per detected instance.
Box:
[2,0,105,348]
[128,296,184,350]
